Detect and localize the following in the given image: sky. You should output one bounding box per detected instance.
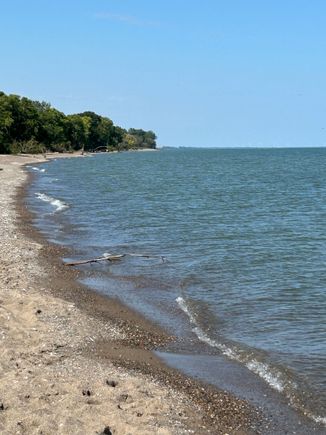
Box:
[1,0,326,148]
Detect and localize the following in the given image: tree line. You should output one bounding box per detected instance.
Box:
[0,91,157,154]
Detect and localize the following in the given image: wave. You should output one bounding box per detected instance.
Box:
[27,166,46,173]
[35,192,68,212]
[176,296,286,391]
[176,296,326,426]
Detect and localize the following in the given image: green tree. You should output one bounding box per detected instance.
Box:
[66,114,91,150]
[38,107,68,151]
[127,128,157,149]
[77,111,115,151]
[0,93,14,153]
[0,90,157,154]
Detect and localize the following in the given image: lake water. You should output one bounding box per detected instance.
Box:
[26,148,326,425]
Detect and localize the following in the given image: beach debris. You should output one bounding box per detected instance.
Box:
[0,403,4,411]
[64,254,124,266]
[106,380,118,387]
[86,398,99,405]
[82,389,92,396]
[35,309,42,314]
[101,427,113,435]
[118,393,129,402]
[64,252,166,267]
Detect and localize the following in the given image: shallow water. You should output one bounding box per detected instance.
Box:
[26,148,326,424]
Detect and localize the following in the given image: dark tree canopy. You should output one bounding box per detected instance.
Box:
[0,91,157,154]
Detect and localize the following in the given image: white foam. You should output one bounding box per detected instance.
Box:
[246,360,284,392]
[311,415,326,425]
[176,296,285,391]
[30,166,46,172]
[35,192,68,212]
[176,296,197,324]
[298,410,326,427]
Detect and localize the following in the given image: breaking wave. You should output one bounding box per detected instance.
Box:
[35,192,68,212]
[176,296,285,391]
[27,166,46,173]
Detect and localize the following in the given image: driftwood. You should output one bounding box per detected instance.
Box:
[64,252,165,267]
[64,254,124,266]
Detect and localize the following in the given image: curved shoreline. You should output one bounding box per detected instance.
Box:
[1,153,324,434]
[0,153,260,434]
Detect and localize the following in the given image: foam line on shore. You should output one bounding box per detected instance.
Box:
[176,296,285,391]
[35,192,68,212]
[26,165,46,172]
[176,295,287,392]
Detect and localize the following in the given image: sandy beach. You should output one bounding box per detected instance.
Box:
[0,154,263,434]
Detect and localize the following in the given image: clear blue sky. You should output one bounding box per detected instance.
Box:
[1,0,326,147]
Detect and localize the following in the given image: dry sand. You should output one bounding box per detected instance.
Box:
[0,153,262,434]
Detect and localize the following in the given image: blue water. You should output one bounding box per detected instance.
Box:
[26,148,326,424]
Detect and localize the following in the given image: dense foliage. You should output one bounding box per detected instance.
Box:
[0,91,156,154]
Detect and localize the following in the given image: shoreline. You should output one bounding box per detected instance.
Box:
[0,153,262,434]
[1,153,323,434]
